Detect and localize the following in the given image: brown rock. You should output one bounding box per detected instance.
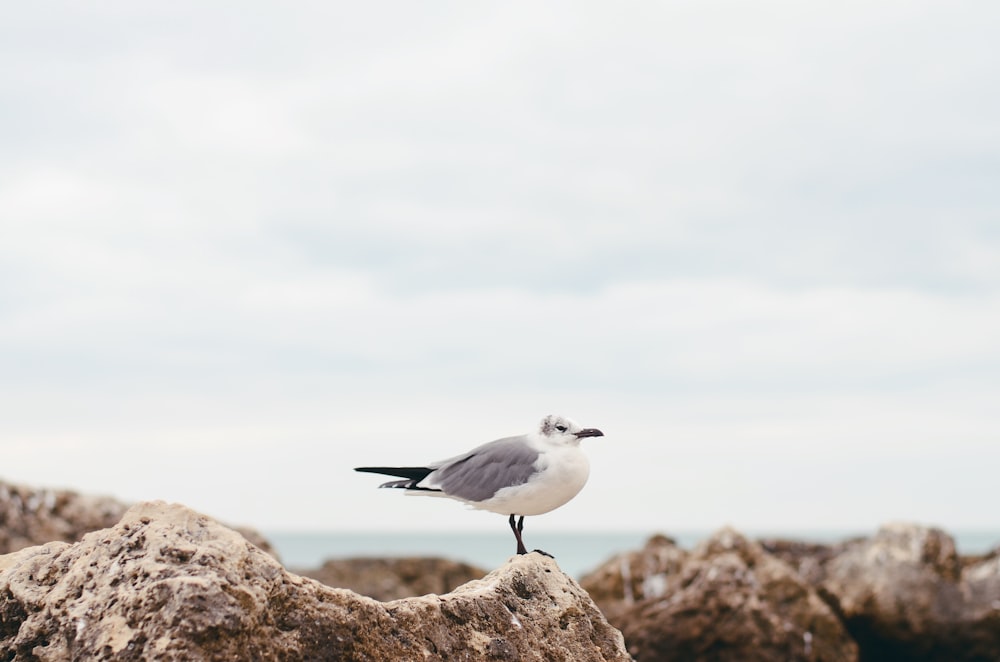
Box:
[608,528,858,662]
[0,478,278,561]
[817,523,1000,661]
[230,526,279,561]
[0,480,128,554]
[961,553,1000,655]
[297,556,487,601]
[580,534,688,621]
[960,543,1000,571]
[758,538,849,586]
[0,501,632,661]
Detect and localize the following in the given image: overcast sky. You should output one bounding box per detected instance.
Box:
[2,2,998,536]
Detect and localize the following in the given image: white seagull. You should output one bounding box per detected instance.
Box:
[355,414,604,556]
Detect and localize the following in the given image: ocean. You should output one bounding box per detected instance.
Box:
[266,529,1000,579]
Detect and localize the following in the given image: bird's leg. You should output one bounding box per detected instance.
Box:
[522,516,555,558]
[509,515,554,558]
[509,514,528,555]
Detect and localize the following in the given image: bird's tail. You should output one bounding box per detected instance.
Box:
[354,466,437,490]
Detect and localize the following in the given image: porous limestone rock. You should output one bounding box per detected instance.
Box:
[0,501,632,661]
[606,528,858,662]
[297,557,487,601]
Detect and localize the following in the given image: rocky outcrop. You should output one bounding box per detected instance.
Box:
[584,528,858,662]
[0,480,127,555]
[297,557,487,601]
[814,523,1000,662]
[0,501,632,661]
[579,534,687,621]
[758,538,852,586]
[748,525,1000,662]
[0,478,277,561]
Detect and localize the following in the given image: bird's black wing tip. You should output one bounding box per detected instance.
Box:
[354,466,435,481]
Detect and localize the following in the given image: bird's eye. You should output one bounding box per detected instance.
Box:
[555,425,568,432]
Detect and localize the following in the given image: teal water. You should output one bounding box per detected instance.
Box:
[266,530,1000,579]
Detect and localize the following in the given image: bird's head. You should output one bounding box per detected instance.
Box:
[538,414,604,445]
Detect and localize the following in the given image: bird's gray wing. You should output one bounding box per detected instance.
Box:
[428,436,540,503]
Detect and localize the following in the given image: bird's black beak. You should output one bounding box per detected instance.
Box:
[575,428,604,439]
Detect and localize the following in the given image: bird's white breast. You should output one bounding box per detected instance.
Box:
[477,443,590,516]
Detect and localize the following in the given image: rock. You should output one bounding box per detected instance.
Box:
[0,478,278,561]
[604,528,858,662]
[758,538,849,587]
[960,553,1000,659]
[0,501,632,661]
[0,480,128,555]
[229,526,280,561]
[580,534,688,621]
[817,523,1000,661]
[960,543,1000,571]
[297,557,487,601]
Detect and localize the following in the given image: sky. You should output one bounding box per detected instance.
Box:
[2,2,999,536]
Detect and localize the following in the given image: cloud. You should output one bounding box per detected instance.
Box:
[1,1,999,532]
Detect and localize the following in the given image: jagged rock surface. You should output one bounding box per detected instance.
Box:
[758,538,851,586]
[816,523,1000,662]
[0,478,276,561]
[0,480,127,555]
[586,529,858,662]
[297,557,487,601]
[0,502,632,661]
[579,534,688,621]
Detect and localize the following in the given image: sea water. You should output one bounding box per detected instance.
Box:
[266,529,1000,579]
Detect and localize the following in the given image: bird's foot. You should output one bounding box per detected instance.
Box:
[531,549,554,558]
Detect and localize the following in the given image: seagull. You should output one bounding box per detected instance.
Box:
[354,415,604,556]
